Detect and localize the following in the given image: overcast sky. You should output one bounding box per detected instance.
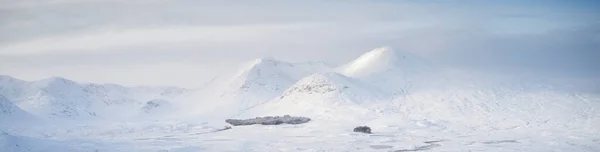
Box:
[0,0,598,88]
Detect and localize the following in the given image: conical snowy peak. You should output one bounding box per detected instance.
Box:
[247,57,292,68]
[339,47,433,77]
[227,58,297,90]
[184,57,333,114]
[223,57,332,92]
[240,57,331,76]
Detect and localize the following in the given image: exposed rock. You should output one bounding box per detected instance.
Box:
[216,126,232,132]
[225,115,310,126]
[353,126,372,134]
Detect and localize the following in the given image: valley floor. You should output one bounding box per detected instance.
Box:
[3,117,599,152]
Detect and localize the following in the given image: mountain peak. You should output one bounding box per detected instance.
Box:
[357,47,404,64]
[39,76,75,83]
[32,76,79,89]
[230,57,296,81]
[339,47,432,77]
[248,57,290,68]
[0,75,15,79]
[365,46,398,58]
[0,75,25,83]
[254,57,277,62]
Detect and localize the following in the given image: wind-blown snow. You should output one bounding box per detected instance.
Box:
[1,47,599,152]
[339,47,434,78]
[337,47,438,93]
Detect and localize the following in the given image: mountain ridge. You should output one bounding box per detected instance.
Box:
[0,75,190,120]
[0,47,598,133]
[179,58,334,116]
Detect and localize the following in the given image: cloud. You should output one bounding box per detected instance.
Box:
[1,0,598,87]
[0,62,231,88]
[389,23,600,77]
[0,23,322,55]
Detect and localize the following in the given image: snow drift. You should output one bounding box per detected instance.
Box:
[337,47,438,93]
[338,47,434,78]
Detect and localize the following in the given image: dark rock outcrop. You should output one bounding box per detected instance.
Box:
[226,115,310,126]
[353,126,372,134]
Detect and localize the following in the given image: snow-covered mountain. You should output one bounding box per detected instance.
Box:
[2,47,597,129]
[225,58,331,100]
[239,72,390,121]
[236,47,600,133]
[239,47,436,119]
[0,75,189,120]
[1,47,599,151]
[179,58,332,117]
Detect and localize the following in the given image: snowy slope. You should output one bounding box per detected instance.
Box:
[0,131,75,152]
[0,130,123,152]
[138,99,177,119]
[239,72,391,121]
[179,58,332,117]
[280,72,387,104]
[0,95,32,121]
[384,72,600,130]
[0,75,189,120]
[224,48,599,151]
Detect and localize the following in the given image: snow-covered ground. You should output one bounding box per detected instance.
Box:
[1,47,599,151]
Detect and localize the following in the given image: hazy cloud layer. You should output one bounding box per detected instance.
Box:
[1,0,598,87]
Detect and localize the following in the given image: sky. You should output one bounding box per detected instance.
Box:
[0,0,598,88]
